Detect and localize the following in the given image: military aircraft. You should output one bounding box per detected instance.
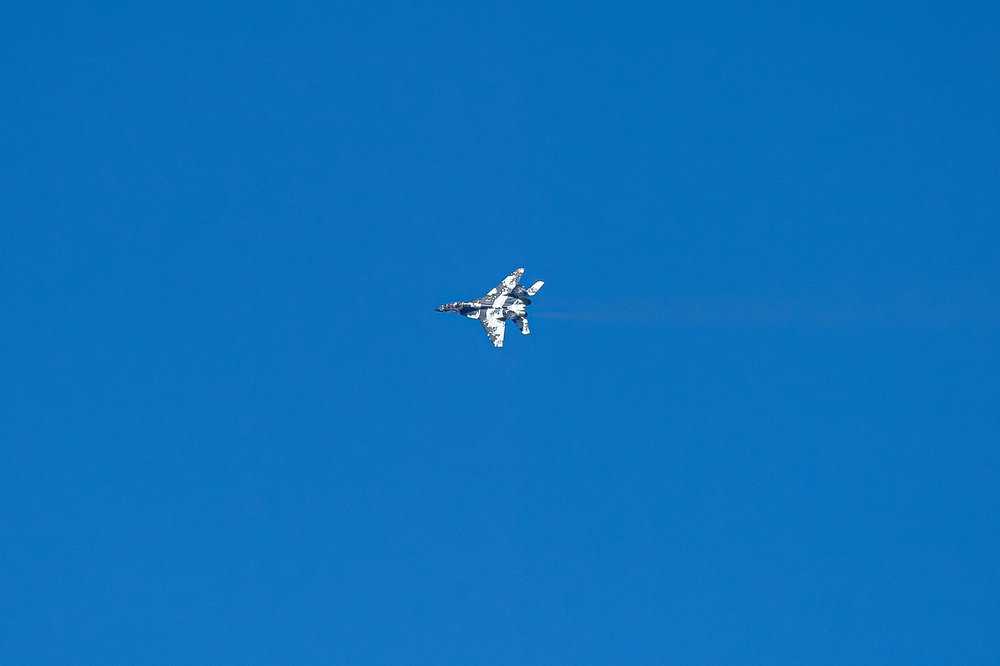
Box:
[435,268,544,347]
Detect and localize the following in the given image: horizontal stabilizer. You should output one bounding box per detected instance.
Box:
[513,315,530,335]
[525,280,544,296]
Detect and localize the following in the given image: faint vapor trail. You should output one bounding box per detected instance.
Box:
[535,292,1000,330]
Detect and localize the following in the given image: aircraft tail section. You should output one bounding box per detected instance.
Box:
[524,280,544,296]
[512,315,530,335]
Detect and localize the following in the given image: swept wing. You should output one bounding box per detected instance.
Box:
[478,309,507,347]
[485,268,524,298]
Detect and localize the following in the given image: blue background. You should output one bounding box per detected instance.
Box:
[3,2,999,663]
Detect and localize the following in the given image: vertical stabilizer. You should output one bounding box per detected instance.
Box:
[525,280,544,296]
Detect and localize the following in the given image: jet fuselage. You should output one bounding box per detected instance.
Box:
[434,268,543,347]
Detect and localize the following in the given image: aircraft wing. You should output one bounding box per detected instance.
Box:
[479,308,507,347]
[486,268,524,297]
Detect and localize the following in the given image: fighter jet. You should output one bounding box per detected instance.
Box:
[435,268,544,347]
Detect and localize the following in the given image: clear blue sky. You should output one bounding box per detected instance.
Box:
[3,2,999,663]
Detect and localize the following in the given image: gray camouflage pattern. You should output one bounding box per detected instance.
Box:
[434,268,544,347]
